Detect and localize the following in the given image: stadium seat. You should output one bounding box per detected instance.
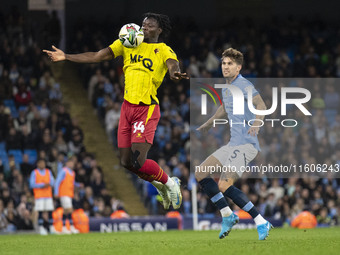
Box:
[23,149,38,164]
[4,99,19,118]
[0,142,5,151]
[9,106,19,118]
[8,149,23,164]
[0,150,9,166]
[0,149,8,158]
[324,109,337,125]
[18,106,28,112]
[4,99,15,107]
[97,97,105,108]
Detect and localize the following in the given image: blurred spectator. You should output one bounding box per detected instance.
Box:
[0,200,8,231]
[44,11,61,48]
[14,110,31,134]
[6,128,22,150]
[0,104,10,141]
[14,82,32,107]
[20,154,34,180]
[49,83,62,102]
[90,167,106,197]
[105,101,120,144]
[17,208,33,230]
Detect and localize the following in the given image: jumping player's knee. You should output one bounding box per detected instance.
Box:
[131,150,142,170]
[218,179,233,193]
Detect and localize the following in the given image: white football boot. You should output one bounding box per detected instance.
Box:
[61,226,72,234]
[70,225,79,234]
[39,226,48,236]
[157,185,171,210]
[167,177,182,209]
[49,225,60,235]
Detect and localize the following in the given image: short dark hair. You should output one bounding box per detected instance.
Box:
[37,158,46,164]
[143,12,171,39]
[221,48,244,66]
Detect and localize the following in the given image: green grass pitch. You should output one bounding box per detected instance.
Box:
[1,228,340,255]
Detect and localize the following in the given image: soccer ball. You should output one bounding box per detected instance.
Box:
[118,23,144,48]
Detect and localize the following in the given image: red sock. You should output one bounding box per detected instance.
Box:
[129,168,155,182]
[138,159,169,184]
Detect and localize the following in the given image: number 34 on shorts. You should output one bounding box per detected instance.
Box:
[133,121,145,138]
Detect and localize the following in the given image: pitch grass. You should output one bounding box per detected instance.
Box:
[1,228,340,255]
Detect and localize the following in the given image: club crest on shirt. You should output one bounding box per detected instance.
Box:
[154,48,159,54]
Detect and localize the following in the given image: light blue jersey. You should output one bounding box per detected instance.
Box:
[222,74,261,151]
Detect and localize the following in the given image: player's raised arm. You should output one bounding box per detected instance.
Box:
[43,45,113,63]
[197,105,227,132]
[248,94,267,136]
[166,59,189,81]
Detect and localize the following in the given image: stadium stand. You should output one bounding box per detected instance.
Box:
[0,9,122,233]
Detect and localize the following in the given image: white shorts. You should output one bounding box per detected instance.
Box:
[212,143,258,177]
[34,198,54,212]
[60,196,73,209]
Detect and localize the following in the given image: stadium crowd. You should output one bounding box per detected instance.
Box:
[0,9,121,233]
[71,15,340,225]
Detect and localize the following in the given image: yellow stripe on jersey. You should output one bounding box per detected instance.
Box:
[145,104,156,125]
[109,39,178,105]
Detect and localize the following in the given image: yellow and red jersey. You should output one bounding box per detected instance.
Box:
[109,40,178,105]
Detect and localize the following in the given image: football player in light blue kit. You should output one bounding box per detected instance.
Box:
[195,48,273,240]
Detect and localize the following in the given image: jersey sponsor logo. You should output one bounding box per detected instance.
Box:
[133,121,145,134]
[130,54,154,71]
[142,59,153,71]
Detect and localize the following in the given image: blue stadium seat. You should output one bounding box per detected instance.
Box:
[3,99,19,118]
[4,99,15,107]
[23,149,38,164]
[97,97,105,108]
[9,106,19,118]
[324,109,337,125]
[8,149,23,164]
[0,150,8,166]
[0,149,7,158]
[18,106,28,112]
[0,142,5,151]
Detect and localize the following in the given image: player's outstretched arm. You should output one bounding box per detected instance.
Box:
[197,105,227,132]
[43,45,113,63]
[248,94,267,136]
[166,59,189,81]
